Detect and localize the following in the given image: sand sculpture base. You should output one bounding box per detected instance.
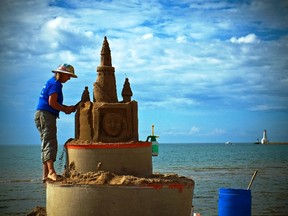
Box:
[46,174,194,216]
[65,141,152,177]
[45,37,195,216]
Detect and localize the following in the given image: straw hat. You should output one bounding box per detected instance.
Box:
[52,63,77,78]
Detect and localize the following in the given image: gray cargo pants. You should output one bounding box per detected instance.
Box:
[34,110,58,163]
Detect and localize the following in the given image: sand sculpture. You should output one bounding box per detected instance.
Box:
[46,37,195,216]
[75,36,138,143]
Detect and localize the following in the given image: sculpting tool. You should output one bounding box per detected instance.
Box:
[247,170,258,190]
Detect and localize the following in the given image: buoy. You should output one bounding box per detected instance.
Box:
[146,125,159,156]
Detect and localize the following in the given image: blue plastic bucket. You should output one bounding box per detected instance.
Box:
[218,188,251,216]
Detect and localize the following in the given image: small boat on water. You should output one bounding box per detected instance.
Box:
[225,141,232,145]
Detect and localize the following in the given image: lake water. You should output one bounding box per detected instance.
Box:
[0,143,287,215]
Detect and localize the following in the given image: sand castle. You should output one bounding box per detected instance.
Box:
[46,37,194,216]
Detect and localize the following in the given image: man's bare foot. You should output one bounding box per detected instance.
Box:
[47,173,58,181]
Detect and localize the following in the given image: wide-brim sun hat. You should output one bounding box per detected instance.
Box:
[52,63,78,78]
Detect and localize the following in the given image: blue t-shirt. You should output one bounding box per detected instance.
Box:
[36,76,63,117]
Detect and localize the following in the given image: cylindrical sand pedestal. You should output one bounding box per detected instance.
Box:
[47,182,194,216]
[65,141,152,177]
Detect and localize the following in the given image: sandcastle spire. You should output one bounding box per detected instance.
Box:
[81,86,90,102]
[100,36,112,66]
[94,36,118,102]
[121,78,133,102]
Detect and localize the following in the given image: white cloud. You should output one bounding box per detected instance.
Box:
[176,36,186,43]
[189,126,200,135]
[230,33,259,44]
[210,128,226,136]
[187,127,226,137]
[84,31,94,38]
[59,50,77,62]
[249,104,285,111]
[142,33,153,40]
[0,0,288,144]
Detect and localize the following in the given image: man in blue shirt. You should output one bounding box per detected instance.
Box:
[35,63,78,182]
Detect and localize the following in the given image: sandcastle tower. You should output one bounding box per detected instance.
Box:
[94,36,118,103]
[75,36,138,143]
[46,37,194,216]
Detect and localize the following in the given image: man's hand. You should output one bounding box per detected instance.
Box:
[64,105,76,114]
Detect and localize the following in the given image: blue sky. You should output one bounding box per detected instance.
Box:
[0,0,287,145]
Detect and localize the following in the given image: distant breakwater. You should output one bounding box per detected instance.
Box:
[264,142,288,145]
